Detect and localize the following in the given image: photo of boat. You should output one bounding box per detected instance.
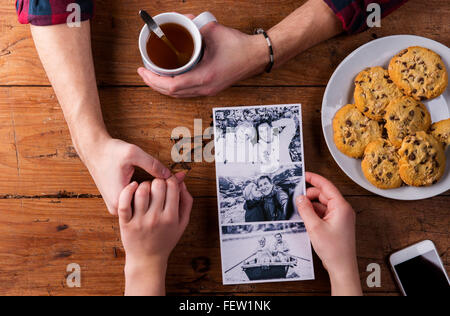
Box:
[242,257,298,280]
[221,224,314,284]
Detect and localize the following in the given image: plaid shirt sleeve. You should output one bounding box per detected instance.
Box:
[324,0,409,34]
[16,0,94,26]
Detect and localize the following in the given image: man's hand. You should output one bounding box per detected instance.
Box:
[138,19,269,98]
[295,172,362,296]
[138,1,343,98]
[83,137,171,215]
[30,22,171,216]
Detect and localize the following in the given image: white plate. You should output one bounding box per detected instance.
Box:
[322,35,450,200]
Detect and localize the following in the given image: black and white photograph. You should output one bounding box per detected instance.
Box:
[213,104,312,285]
[213,104,306,225]
[220,222,314,285]
[214,104,304,173]
[217,163,305,224]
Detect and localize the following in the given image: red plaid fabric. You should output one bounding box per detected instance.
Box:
[16,0,407,34]
[16,0,94,26]
[324,0,409,34]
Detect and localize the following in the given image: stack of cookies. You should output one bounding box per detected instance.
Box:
[333,46,449,189]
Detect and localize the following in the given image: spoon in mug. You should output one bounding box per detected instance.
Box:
[139,10,191,67]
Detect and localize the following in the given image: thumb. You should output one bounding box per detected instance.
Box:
[296,195,322,230]
[131,146,171,179]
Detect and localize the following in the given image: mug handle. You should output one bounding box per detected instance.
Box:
[192,12,217,30]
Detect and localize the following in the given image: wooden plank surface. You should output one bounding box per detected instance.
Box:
[7,86,443,198]
[2,86,448,197]
[1,0,449,86]
[0,0,449,296]
[0,197,447,295]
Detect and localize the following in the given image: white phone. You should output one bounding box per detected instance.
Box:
[389,240,449,296]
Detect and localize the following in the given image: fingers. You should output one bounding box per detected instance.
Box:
[198,19,218,37]
[137,68,172,94]
[149,179,167,214]
[306,187,329,206]
[305,172,345,201]
[164,176,181,219]
[312,202,328,218]
[134,181,151,218]
[118,182,139,224]
[179,182,194,227]
[147,172,190,226]
[131,146,171,179]
[174,171,187,184]
[295,195,322,230]
[138,68,202,96]
[138,54,217,98]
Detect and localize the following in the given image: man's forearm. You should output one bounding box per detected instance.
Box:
[30,21,109,163]
[267,0,343,69]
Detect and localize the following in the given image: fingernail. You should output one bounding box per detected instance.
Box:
[175,171,186,182]
[164,168,171,178]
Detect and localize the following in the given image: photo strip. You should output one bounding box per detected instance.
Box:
[213,104,314,285]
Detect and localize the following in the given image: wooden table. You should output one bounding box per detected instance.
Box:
[0,0,448,296]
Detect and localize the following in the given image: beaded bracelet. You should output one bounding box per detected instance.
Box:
[254,28,274,73]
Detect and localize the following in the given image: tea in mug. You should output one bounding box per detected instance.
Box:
[146,23,194,69]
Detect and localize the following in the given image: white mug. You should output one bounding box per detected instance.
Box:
[139,12,217,76]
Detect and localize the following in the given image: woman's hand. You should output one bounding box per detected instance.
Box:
[118,174,193,296]
[295,172,362,296]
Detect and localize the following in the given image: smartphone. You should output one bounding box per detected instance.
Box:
[389,240,449,296]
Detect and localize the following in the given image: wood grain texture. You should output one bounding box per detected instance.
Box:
[0,197,447,296]
[3,86,447,197]
[4,85,436,198]
[0,0,449,296]
[1,0,449,86]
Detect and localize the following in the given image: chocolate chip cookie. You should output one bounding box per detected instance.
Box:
[354,66,403,121]
[333,104,383,158]
[398,131,446,186]
[431,118,450,148]
[384,96,432,147]
[388,46,448,101]
[362,139,403,189]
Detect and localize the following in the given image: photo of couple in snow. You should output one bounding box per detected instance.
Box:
[214,104,303,173]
